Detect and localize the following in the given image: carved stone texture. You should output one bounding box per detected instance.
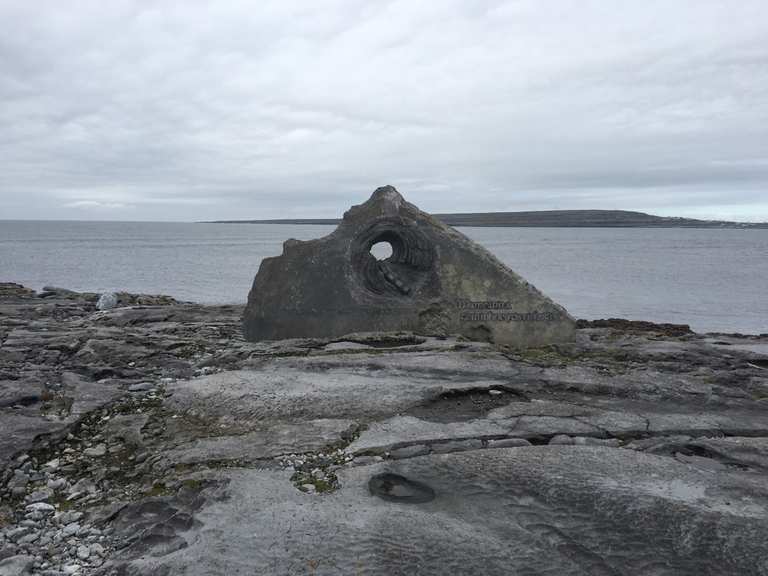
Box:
[243,185,575,347]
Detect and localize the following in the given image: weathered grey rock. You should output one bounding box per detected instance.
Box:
[4,529,30,544]
[24,503,54,515]
[61,523,80,538]
[3,283,768,575]
[8,471,29,491]
[104,414,149,448]
[89,543,104,557]
[39,287,78,299]
[0,283,35,299]
[120,448,768,576]
[55,512,83,526]
[14,534,37,546]
[0,554,34,576]
[127,382,154,393]
[25,489,52,504]
[46,478,68,492]
[548,434,575,445]
[162,419,356,469]
[243,186,575,347]
[486,438,532,449]
[96,293,118,311]
[66,479,96,499]
[82,444,106,458]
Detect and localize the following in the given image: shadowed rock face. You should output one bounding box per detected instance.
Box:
[243,186,575,347]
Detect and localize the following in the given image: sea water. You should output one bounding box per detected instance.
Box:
[1,220,766,334]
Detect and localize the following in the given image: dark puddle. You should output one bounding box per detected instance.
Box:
[0,394,41,408]
[369,473,435,503]
[352,336,427,348]
[408,387,526,423]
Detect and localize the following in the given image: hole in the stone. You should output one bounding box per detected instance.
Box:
[369,241,393,261]
[369,473,435,503]
[353,221,435,297]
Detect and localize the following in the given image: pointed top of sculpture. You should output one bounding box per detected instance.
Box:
[343,184,410,222]
[369,185,404,205]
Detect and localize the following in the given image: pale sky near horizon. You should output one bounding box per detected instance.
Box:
[1,0,767,222]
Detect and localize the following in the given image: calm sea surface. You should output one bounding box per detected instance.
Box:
[1,221,766,334]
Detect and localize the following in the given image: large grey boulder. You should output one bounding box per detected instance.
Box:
[243,186,575,347]
[96,292,118,310]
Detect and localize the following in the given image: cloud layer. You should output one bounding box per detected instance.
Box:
[1,0,767,221]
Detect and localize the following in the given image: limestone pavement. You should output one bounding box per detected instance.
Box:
[1,283,768,574]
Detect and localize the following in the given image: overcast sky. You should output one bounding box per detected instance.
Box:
[1,1,767,222]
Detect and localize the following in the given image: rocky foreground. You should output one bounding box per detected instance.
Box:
[1,283,768,575]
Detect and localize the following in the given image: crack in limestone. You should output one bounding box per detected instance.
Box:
[347,427,768,463]
[165,422,368,494]
[284,423,364,494]
[569,416,610,437]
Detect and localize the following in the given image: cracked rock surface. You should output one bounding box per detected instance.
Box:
[2,283,768,575]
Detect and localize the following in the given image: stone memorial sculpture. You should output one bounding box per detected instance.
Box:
[243,186,575,346]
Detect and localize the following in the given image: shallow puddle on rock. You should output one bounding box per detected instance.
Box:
[368,472,436,503]
[408,387,524,423]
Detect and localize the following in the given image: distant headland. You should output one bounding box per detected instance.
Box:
[206,209,768,228]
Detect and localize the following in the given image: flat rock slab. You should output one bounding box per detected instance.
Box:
[2,286,768,575]
[126,447,768,576]
[166,339,522,426]
[163,419,356,468]
[0,382,123,469]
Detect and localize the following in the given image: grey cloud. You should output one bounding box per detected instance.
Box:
[0,0,767,221]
